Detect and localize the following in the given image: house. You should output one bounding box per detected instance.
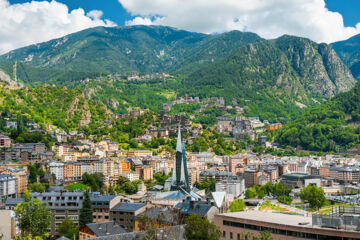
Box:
[109,202,147,232]
[0,134,11,148]
[135,207,177,231]
[79,221,126,239]
[91,193,131,223]
[174,199,219,223]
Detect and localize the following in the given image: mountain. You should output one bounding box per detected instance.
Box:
[182,35,355,121]
[0,61,98,87]
[331,34,360,79]
[0,25,263,85]
[277,81,360,152]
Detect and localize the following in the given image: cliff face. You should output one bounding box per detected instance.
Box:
[184,35,356,101]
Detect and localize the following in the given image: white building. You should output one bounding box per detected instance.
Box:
[80,163,91,176]
[0,174,17,201]
[122,171,139,182]
[92,160,107,177]
[49,161,64,181]
[215,178,245,197]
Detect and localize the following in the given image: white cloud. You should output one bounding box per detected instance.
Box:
[126,16,153,26]
[0,0,116,54]
[120,0,360,43]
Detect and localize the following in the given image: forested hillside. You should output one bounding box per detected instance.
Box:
[0,25,262,85]
[277,82,360,152]
[182,35,355,121]
[332,33,360,79]
[0,83,110,131]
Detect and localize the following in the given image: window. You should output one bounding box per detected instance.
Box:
[223,231,226,238]
[230,232,233,239]
[237,233,240,240]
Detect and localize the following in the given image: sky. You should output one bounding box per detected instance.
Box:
[1,0,360,54]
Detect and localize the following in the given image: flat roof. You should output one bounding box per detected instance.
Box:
[219,211,312,227]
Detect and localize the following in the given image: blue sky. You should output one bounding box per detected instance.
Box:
[325,0,360,27]
[1,0,360,54]
[8,0,360,27]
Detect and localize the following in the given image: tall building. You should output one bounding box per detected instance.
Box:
[32,192,84,235]
[0,174,17,201]
[170,127,190,191]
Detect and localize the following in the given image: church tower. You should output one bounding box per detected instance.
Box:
[171,126,190,191]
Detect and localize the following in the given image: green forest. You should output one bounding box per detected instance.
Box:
[277,82,360,152]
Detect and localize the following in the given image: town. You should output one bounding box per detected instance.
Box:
[0,98,359,240]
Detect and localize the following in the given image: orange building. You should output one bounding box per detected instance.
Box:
[267,123,283,131]
[121,159,132,173]
[135,165,153,181]
[63,163,75,181]
[0,168,28,195]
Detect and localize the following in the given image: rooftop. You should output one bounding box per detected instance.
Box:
[111,202,145,212]
[219,211,312,227]
[86,221,126,236]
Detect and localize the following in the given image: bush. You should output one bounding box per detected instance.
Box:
[278,195,292,205]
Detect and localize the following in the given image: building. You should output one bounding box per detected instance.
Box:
[0,174,17,201]
[0,134,11,148]
[280,173,321,188]
[0,209,19,239]
[49,161,64,181]
[5,121,17,129]
[79,221,126,239]
[243,169,257,188]
[228,156,246,176]
[215,210,360,240]
[267,123,283,131]
[122,171,139,182]
[215,178,245,197]
[121,159,132,173]
[258,135,267,146]
[174,199,219,223]
[127,150,152,157]
[0,168,27,195]
[110,203,147,232]
[329,166,360,183]
[91,194,129,223]
[136,165,153,181]
[32,192,84,235]
[199,171,233,183]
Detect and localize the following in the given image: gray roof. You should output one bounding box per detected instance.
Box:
[175,200,216,217]
[48,186,65,192]
[32,192,84,197]
[5,198,24,206]
[91,194,117,202]
[111,202,145,212]
[86,221,126,236]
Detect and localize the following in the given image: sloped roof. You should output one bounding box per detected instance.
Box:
[86,221,126,236]
[211,192,226,208]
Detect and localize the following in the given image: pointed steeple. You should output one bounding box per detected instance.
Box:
[176,125,182,152]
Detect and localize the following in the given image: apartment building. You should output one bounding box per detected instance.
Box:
[49,161,64,181]
[32,192,84,235]
[110,202,146,232]
[0,174,17,202]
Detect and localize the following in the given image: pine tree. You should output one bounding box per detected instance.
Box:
[79,191,93,226]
